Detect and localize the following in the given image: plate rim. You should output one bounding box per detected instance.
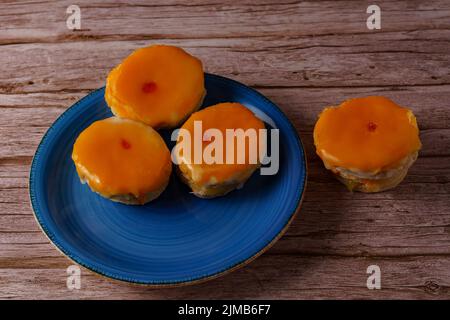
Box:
[28,73,308,286]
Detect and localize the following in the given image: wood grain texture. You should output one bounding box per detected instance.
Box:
[0,0,449,299]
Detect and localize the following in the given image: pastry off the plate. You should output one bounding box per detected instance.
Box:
[105,45,205,129]
[175,102,265,198]
[72,117,172,204]
[313,96,421,192]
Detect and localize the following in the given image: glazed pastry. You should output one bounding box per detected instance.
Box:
[175,102,265,198]
[72,117,172,204]
[313,96,421,192]
[105,45,205,129]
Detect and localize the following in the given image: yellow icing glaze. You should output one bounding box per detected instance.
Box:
[72,117,172,202]
[105,45,204,128]
[178,102,265,184]
[313,96,421,172]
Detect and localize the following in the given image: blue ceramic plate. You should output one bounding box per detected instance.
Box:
[29,73,307,285]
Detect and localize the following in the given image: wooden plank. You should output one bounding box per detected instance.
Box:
[1,33,450,93]
[1,255,450,299]
[1,0,450,45]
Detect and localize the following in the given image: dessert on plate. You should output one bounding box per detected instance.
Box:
[105,44,205,129]
[72,117,172,204]
[313,96,421,192]
[175,102,265,198]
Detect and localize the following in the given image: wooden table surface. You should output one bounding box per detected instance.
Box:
[1,0,449,299]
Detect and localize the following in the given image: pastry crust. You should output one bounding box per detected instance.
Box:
[77,172,170,205]
[177,162,260,198]
[329,151,418,192]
